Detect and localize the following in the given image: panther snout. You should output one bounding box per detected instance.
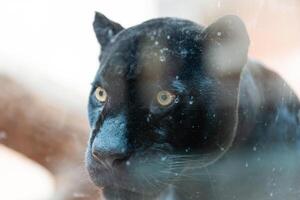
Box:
[91,111,131,167]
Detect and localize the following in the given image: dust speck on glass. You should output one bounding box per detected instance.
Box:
[86,11,300,200]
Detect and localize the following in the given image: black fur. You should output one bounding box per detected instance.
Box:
[86,12,300,200]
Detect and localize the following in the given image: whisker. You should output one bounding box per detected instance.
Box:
[205,167,220,200]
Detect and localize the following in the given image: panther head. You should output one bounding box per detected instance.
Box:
[86,12,249,197]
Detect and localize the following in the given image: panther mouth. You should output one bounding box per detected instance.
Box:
[86,147,179,194]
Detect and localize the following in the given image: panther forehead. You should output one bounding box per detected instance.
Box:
[97,18,205,85]
[111,17,204,43]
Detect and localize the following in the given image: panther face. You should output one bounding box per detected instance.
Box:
[86,12,249,196]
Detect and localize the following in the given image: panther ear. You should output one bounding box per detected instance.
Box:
[198,16,249,155]
[93,12,124,49]
[201,15,250,77]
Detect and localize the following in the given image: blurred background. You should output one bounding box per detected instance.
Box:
[0,0,299,199]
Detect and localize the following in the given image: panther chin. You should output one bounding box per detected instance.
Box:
[85,146,179,196]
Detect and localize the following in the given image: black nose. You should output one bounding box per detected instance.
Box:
[92,148,130,167]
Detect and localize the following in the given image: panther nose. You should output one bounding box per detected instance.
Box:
[91,112,130,166]
[92,148,129,166]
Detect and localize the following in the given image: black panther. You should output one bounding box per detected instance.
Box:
[86,12,300,200]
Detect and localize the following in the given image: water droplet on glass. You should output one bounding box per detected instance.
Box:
[270,192,273,197]
[257,157,261,161]
[146,114,152,122]
[189,96,194,105]
[126,161,131,166]
[160,47,169,53]
[245,162,249,168]
[175,75,179,80]
[253,146,257,151]
[217,31,222,36]
[110,37,116,43]
[195,34,201,41]
[161,156,167,161]
[174,97,180,104]
[108,29,113,37]
[155,41,159,45]
[159,55,166,62]
[180,49,188,57]
[167,35,171,40]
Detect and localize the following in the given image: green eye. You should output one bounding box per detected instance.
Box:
[95,87,107,102]
[156,90,175,106]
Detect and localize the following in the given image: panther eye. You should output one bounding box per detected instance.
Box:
[156,90,175,106]
[95,86,107,103]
